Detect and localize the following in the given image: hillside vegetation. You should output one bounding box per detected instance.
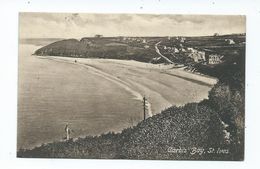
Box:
[34,37,159,63]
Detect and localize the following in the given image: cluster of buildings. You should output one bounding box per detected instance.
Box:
[120,37,147,43]
[167,36,186,43]
[188,48,224,65]
[118,37,150,49]
[162,46,181,53]
[161,44,223,65]
[187,48,223,65]
[159,35,227,65]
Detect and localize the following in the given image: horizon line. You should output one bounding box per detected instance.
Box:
[20,33,246,40]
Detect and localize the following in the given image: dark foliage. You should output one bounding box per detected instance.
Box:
[34,38,160,63]
[18,102,242,160]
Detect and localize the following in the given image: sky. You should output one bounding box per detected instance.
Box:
[19,13,246,39]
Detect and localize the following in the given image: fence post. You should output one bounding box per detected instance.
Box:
[143,96,146,120]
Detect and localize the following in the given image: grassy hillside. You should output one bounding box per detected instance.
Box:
[17,103,226,159]
[34,37,160,63]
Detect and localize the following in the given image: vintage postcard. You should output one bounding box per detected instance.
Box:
[17,13,245,160]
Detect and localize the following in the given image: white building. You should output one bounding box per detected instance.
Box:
[180,37,186,43]
[188,49,206,63]
[225,39,235,45]
[208,54,223,64]
[173,47,179,53]
[144,45,150,49]
[180,48,186,52]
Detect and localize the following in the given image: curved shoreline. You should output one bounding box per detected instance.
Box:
[19,51,217,149]
[38,55,218,114]
[37,55,154,117]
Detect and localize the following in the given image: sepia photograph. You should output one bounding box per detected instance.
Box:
[17,13,245,160]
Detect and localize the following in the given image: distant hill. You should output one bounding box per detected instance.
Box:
[33,37,160,63]
[32,34,245,67]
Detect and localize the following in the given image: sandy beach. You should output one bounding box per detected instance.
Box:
[18,44,217,149]
[44,56,218,114]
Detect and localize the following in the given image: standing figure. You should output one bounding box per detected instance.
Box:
[64,123,71,141]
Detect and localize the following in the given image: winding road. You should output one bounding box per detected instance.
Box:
[155,41,174,64]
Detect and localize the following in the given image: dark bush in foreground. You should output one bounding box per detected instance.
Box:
[18,102,243,160]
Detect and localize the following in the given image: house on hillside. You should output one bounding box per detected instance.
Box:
[207,54,223,64]
[187,48,206,63]
[180,37,186,43]
[144,45,150,49]
[225,39,236,45]
[187,47,194,52]
[180,48,186,52]
[173,47,179,53]
[95,34,103,38]
[176,37,186,43]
